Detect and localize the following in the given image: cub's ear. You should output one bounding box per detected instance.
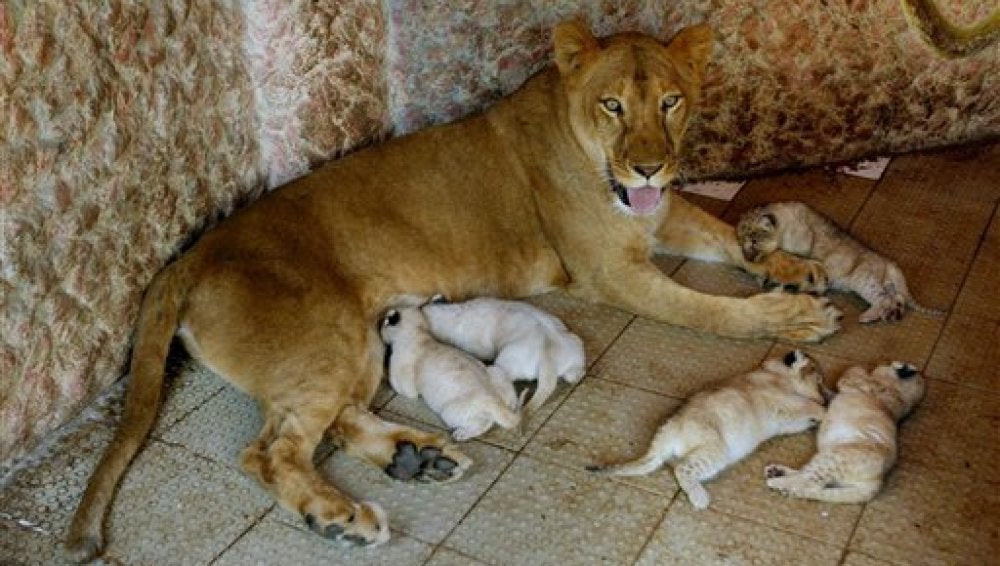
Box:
[782,349,810,371]
[762,213,777,229]
[553,19,599,75]
[892,362,918,379]
[383,309,401,327]
[665,23,713,78]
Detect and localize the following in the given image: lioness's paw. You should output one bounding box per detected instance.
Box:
[384,440,471,483]
[753,291,841,343]
[304,501,390,548]
[755,253,829,294]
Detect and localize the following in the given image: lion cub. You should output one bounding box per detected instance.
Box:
[380,306,521,441]
[421,296,585,417]
[765,361,924,504]
[737,202,943,323]
[588,351,827,510]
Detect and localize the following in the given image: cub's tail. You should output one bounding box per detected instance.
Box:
[65,257,195,562]
[900,0,1000,58]
[906,299,947,319]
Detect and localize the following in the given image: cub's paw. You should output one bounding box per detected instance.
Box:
[754,252,829,294]
[753,291,842,343]
[384,440,471,483]
[304,501,390,547]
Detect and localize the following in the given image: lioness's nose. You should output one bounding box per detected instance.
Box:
[632,163,663,179]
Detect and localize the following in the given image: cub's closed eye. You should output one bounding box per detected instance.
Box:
[660,95,681,112]
[601,98,623,114]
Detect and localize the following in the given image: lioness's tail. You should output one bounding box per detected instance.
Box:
[900,0,1000,58]
[65,257,194,562]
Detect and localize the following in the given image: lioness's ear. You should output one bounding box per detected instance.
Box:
[553,19,599,75]
[665,23,713,78]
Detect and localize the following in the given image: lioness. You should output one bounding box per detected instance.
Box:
[67,20,839,560]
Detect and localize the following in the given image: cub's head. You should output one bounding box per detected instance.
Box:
[837,362,925,420]
[553,20,713,216]
[379,306,426,345]
[736,206,780,262]
[766,349,828,405]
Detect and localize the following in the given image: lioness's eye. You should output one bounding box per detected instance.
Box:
[660,95,681,112]
[601,98,623,114]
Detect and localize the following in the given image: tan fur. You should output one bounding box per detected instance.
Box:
[900,0,1000,59]
[765,362,925,504]
[737,202,944,323]
[589,351,827,510]
[66,21,842,561]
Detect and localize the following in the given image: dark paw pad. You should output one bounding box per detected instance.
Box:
[783,283,800,293]
[417,452,460,482]
[762,276,778,289]
[385,441,422,480]
[765,465,786,479]
[585,464,606,473]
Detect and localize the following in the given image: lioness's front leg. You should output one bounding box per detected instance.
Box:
[655,193,828,293]
[573,260,840,342]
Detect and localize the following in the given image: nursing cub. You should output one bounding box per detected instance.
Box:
[588,351,827,510]
[421,297,586,418]
[380,306,522,440]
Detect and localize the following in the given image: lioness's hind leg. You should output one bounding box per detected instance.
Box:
[240,406,389,547]
[330,405,472,483]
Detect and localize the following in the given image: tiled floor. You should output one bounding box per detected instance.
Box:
[3,141,998,565]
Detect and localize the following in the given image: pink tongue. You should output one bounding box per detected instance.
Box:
[626,186,662,214]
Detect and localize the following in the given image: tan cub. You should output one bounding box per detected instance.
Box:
[737,202,943,323]
[765,362,924,503]
[588,351,827,510]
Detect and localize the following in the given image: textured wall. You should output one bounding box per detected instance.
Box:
[0,0,388,466]
[384,0,999,177]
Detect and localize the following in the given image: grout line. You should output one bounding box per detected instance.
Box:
[920,200,999,376]
[629,488,682,565]
[837,502,869,566]
[844,159,888,231]
[207,502,277,565]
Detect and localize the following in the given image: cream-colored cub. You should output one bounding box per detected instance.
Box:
[737,202,943,323]
[421,296,585,416]
[380,307,521,441]
[765,362,924,503]
[588,351,827,510]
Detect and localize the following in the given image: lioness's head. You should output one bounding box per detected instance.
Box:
[736,206,780,262]
[553,20,713,216]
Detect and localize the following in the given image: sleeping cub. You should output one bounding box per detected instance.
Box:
[765,362,924,504]
[380,307,522,441]
[587,351,827,510]
[737,202,943,323]
[421,297,585,417]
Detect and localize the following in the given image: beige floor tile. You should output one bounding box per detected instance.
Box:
[706,432,864,547]
[897,379,1000,477]
[791,293,944,369]
[924,313,999,391]
[721,168,876,226]
[154,362,227,435]
[525,291,634,365]
[879,143,1000,205]
[954,209,1000,320]
[635,504,843,566]
[159,384,263,467]
[213,514,433,566]
[424,546,490,566]
[682,191,732,218]
[102,441,272,564]
[671,260,764,298]
[306,422,514,545]
[524,377,682,496]
[592,316,773,398]
[840,551,899,566]
[849,156,995,310]
[652,253,686,276]
[850,461,1000,566]
[446,455,665,566]
[381,380,573,451]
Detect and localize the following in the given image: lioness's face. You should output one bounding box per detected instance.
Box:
[553,22,713,216]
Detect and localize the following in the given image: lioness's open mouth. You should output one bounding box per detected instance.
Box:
[609,174,664,215]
